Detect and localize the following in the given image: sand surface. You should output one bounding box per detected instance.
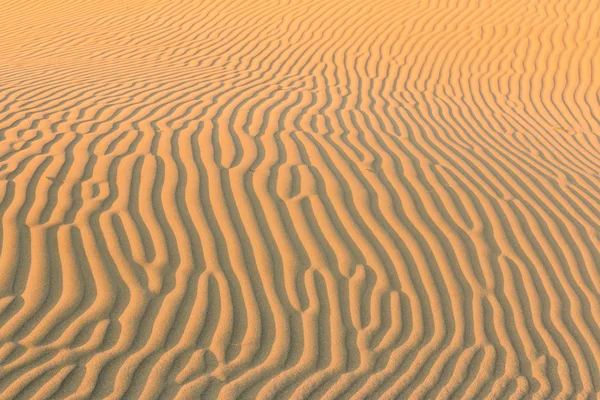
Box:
[1,0,600,398]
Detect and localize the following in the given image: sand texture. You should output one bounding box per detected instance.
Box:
[1,0,600,398]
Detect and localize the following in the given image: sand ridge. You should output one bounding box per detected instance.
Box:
[1,0,600,398]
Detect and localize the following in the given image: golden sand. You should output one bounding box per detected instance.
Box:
[1,0,600,398]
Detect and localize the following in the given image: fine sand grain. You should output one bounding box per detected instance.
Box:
[1,0,600,398]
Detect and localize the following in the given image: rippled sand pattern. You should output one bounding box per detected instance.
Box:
[1,0,600,398]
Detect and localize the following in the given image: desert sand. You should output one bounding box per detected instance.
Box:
[1,0,600,398]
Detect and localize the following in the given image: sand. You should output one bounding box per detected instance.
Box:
[0,0,599,398]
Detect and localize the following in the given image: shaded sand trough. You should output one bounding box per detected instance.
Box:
[1,0,600,398]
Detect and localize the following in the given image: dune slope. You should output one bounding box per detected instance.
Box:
[1,0,600,398]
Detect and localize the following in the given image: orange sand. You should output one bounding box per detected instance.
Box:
[1,0,600,398]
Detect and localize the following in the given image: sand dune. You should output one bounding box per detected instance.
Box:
[1,0,600,398]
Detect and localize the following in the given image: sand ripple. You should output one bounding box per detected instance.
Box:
[1,0,600,398]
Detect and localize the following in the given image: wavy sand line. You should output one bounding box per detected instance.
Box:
[1,0,600,398]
